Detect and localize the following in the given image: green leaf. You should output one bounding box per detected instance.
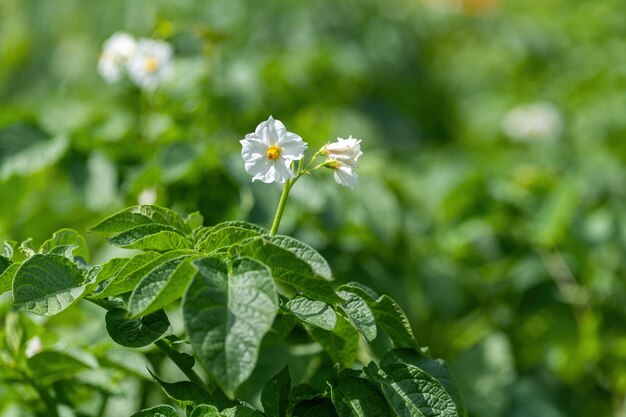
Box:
[372,295,419,349]
[4,311,23,358]
[307,315,359,367]
[365,349,465,417]
[221,406,265,417]
[27,351,92,383]
[261,366,291,417]
[260,312,296,349]
[237,238,340,304]
[0,262,19,294]
[13,254,85,316]
[40,228,90,263]
[329,369,391,417]
[186,212,205,231]
[149,369,215,408]
[19,238,37,258]
[130,405,179,417]
[189,405,223,417]
[381,349,466,416]
[0,124,68,180]
[2,241,16,259]
[340,283,418,349]
[107,224,192,251]
[94,250,192,298]
[197,221,267,253]
[285,297,336,330]
[91,205,189,234]
[267,235,333,280]
[292,398,338,417]
[337,290,377,342]
[105,308,171,348]
[128,255,197,317]
[183,257,278,397]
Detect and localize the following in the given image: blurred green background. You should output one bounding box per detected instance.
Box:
[1,0,626,415]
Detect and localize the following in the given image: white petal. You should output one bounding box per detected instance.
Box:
[333,164,358,189]
[279,132,307,160]
[240,137,267,164]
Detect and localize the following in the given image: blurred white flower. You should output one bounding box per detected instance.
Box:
[127,38,173,90]
[502,102,562,142]
[322,136,363,167]
[98,32,137,83]
[240,116,307,183]
[329,160,358,189]
[138,187,157,205]
[25,336,42,358]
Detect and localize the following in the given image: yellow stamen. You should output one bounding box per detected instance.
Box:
[266,145,281,160]
[144,56,159,73]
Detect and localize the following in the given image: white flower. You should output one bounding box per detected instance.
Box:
[25,336,42,358]
[330,160,358,189]
[322,136,363,167]
[98,32,137,83]
[502,102,562,142]
[127,38,173,90]
[240,116,307,183]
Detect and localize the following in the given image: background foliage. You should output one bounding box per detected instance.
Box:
[1,0,625,415]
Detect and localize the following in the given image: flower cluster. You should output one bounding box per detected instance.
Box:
[240,117,362,189]
[98,32,173,90]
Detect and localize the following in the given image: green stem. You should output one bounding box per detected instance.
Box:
[154,339,211,390]
[270,180,292,236]
[85,298,213,392]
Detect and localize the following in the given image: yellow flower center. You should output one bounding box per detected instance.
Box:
[266,145,282,160]
[144,56,159,73]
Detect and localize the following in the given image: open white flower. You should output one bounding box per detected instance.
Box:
[240,116,307,183]
[127,38,173,90]
[329,160,358,189]
[98,32,137,83]
[322,136,362,166]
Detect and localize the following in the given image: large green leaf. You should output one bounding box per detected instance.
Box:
[0,124,68,180]
[40,228,90,263]
[307,315,359,367]
[128,255,198,317]
[94,250,192,298]
[237,238,340,304]
[107,224,192,251]
[329,368,392,417]
[27,350,93,383]
[13,254,85,316]
[91,205,189,234]
[183,257,278,397]
[340,283,418,349]
[337,290,377,342]
[149,370,215,409]
[365,349,465,417]
[372,295,419,349]
[261,366,291,417]
[197,221,267,253]
[0,257,14,294]
[381,349,466,416]
[285,297,336,331]
[105,308,171,348]
[267,235,332,280]
[130,405,179,417]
